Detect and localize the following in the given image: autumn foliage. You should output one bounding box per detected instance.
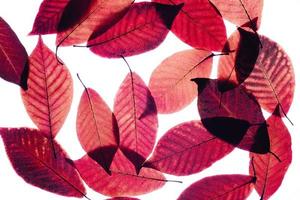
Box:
[0,0,295,200]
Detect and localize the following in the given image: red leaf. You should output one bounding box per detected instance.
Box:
[56,0,133,46]
[152,0,227,51]
[144,121,234,175]
[178,174,255,200]
[249,109,292,200]
[149,49,212,113]
[30,0,69,35]
[77,87,119,173]
[21,37,73,139]
[75,149,165,197]
[106,198,140,200]
[192,78,270,153]
[86,2,182,58]
[0,17,28,89]
[210,0,263,30]
[218,34,295,115]
[0,128,86,198]
[114,72,158,169]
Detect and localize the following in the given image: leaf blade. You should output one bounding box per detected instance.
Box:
[149,49,212,113]
[0,17,28,89]
[145,120,234,175]
[21,37,73,138]
[0,128,86,198]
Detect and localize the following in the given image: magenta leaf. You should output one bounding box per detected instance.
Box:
[0,17,28,89]
[114,72,158,171]
[144,120,234,175]
[0,128,86,198]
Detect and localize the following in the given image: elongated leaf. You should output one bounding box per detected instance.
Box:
[210,0,264,30]
[0,128,86,198]
[77,87,118,173]
[149,49,212,113]
[114,72,158,169]
[106,198,140,200]
[86,2,182,58]
[192,78,269,153]
[153,0,227,51]
[178,174,255,200]
[75,149,165,197]
[218,35,295,115]
[30,0,69,35]
[21,37,73,138]
[56,0,133,46]
[250,109,292,200]
[144,121,234,175]
[0,17,28,89]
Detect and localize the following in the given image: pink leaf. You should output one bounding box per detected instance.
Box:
[30,0,69,35]
[77,87,119,173]
[149,49,212,113]
[114,72,158,170]
[249,108,292,199]
[86,2,182,58]
[145,121,234,175]
[210,0,264,30]
[178,174,255,200]
[21,37,73,139]
[218,34,295,115]
[153,0,227,51]
[56,0,133,46]
[75,149,165,197]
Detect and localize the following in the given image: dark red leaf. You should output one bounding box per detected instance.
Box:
[75,149,165,197]
[144,120,234,175]
[77,87,118,173]
[56,0,133,46]
[218,34,295,115]
[86,2,182,58]
[30,0,69,35]
[209,0,264,30]
[114,72,158,170]
[21,37,73,139]
[0,128,86,198]
[192,78,270,153]
[149,49,212,113]
[219,28,260,88]
[152,0,227,51]
[0,17,28,89]
[250,108,292,200]
[177,174,255,200]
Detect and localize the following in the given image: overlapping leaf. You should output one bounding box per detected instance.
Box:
[192,78,270,153]
[144,121,234,175]
[0,17,28,89]
[0,128,86,198]
[250,109,292,200]
[153,0,227,51]
[149,49,212,113]
[21,37,73,139]
[77,86,119,173]
[56,0,133,46]
[30,0,69,35]
[209,0,264,30]
[177,174,255,200]
[75,149,165,197]
[218,34,295,115]
[114,72,158,169]
[86,2,182,58]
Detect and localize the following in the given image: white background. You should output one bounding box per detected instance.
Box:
[0,0,299,199]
